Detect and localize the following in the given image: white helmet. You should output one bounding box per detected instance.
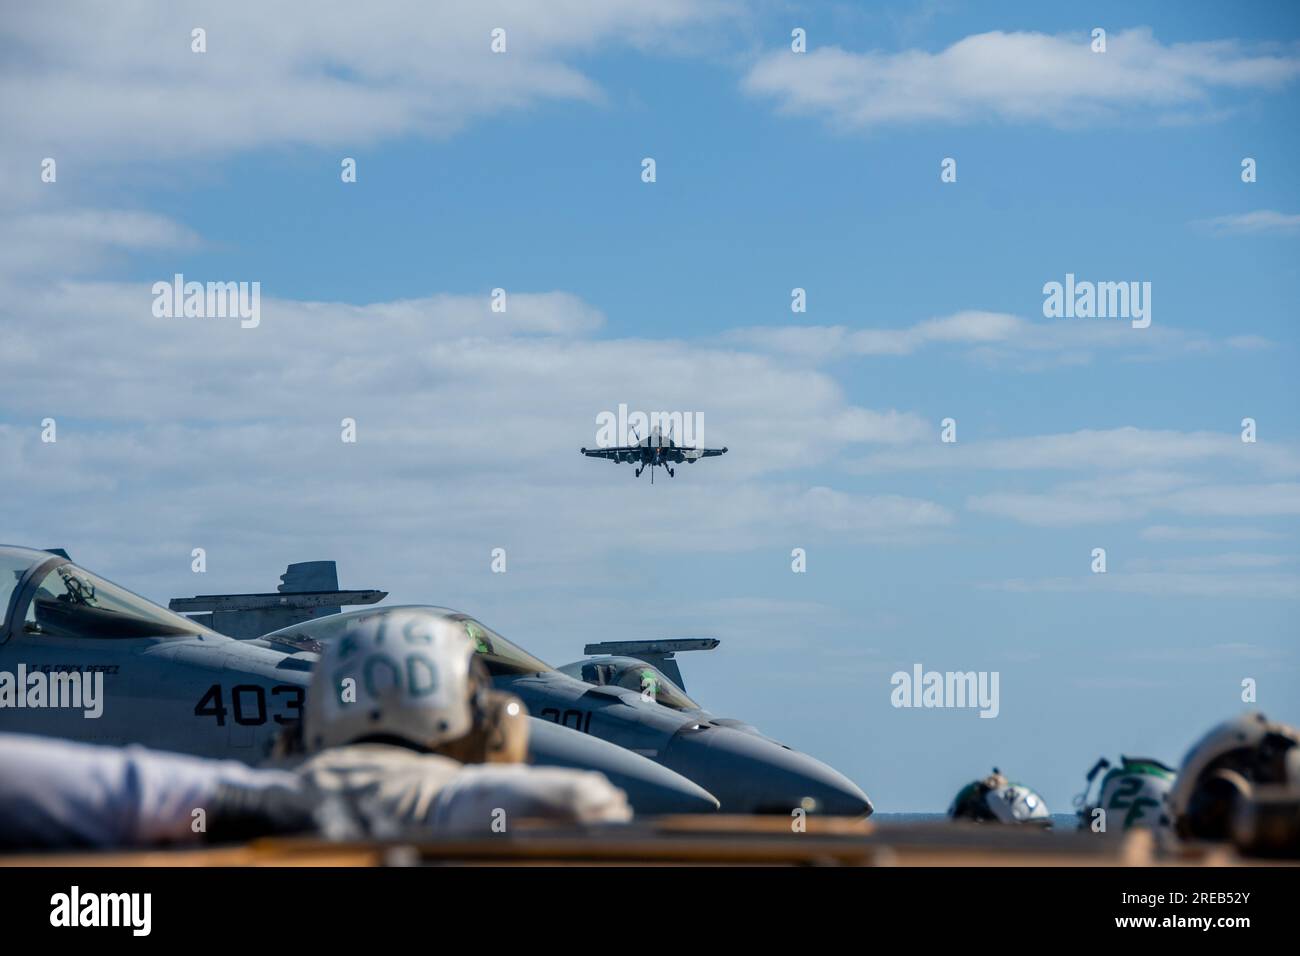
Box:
[1170,711,1300,840]
[1076,756,1176,833]
[988,782,1051,824]
[949,769,1051,825]
[303,609,478,753]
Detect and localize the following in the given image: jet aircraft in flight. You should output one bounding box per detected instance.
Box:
[580,426,727,482]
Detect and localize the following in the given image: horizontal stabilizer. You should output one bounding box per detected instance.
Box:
[169,589,386,613]
[583,638,719,657]
[169,559,386,639]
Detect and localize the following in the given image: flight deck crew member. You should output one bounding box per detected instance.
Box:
[0,609,630,852]
[273,608,632,834]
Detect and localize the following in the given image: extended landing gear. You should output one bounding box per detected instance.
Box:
[635,464,673,483]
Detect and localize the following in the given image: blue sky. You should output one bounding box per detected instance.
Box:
[2,1,1298,810]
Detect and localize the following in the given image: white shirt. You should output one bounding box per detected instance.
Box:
[289,743,631,835]
[0,732,300,849]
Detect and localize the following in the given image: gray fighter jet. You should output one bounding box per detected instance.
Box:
[0,546,718,815]
[171,562,872,816]
[558,639,768,738]
[554,639,863,811]
[257,606,871,816]
[581,426,727,482]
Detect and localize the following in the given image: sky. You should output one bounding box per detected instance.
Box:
[1,0,1298,811]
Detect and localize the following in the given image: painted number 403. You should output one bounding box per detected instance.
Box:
[194,683,303,726]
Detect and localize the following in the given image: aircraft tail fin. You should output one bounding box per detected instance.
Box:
[582,638,719,692]
[279,560,339,593]
[169,560,385,639]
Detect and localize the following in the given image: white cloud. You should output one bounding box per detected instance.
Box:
[0,278,931,463]
[988,572,1300,599]
[728,311,1235,369]
[742,28,1300,131]
[728,311,1022,358]
[0,417,951,589]
[1140,525,1284,542]
[1226,335,1274,350]
[1073,677,1168,690]
[0,0,735,213]
[1164,483,1300,518]
[786,486,952,534]
[967,492,1144,528]
[0,1,729,162]
[1125,552,1292,572]
[0,210,202,279]
[966,481,1300,528]
[0,275,947,584]
[855,428,1300,477]
[1127,643,1290,662]
[1197,210,1300,236]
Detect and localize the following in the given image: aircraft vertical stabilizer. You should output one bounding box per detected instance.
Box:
[168,561,386,638]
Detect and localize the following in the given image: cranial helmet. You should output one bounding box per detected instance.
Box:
[1170,711,1300,841]
[949,769,1051,825]
[303,609,477,753]
[1076,755,1176,833]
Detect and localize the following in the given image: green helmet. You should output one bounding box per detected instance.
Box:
[1076,755,1176,833]
[948,768,1051,825]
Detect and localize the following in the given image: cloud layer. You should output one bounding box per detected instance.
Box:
[743,28,1300,130]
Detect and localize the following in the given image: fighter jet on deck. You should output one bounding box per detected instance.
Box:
[0,546,718,815]
[168,560,871,817]
[260,607,871,816]
[556,639,846,807]
[559,638,749,732]
[580,426,727,482]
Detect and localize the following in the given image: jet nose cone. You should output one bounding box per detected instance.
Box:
[804,764,873,818]
[662,725,872,818]
[526,718,720,815]
[628,766,721,815]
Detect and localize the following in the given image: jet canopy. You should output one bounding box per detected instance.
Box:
[261,605,552,677]
[0,545,212,642]
[559,656,703,712]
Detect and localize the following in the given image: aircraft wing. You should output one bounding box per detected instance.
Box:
[673,446,727,462]
[580,446,641,463]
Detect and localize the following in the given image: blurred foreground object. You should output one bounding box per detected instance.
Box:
[0,732,321,851]
[948,768,1051,825]
[1171,711,1300,857]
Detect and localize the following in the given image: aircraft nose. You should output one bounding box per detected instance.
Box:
[661,724,872,818]
[525,718,720,815]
